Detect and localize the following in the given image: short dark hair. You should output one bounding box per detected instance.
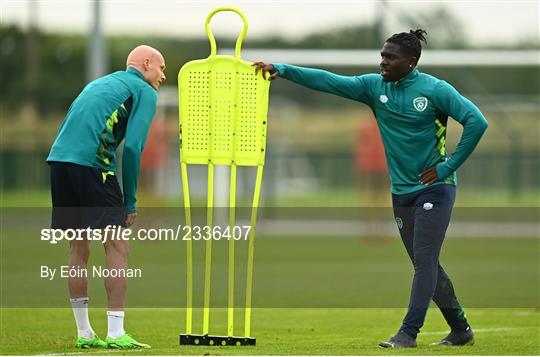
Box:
[386,29,427,60]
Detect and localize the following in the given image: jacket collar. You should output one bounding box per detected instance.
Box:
[127,66,144,80]
[394,67,419,87]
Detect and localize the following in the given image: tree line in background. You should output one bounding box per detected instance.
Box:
[1,10,538,116]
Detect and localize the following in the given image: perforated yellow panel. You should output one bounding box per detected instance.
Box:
[178,10,270,167]
[184,70,210,154]
[179,7,268,340]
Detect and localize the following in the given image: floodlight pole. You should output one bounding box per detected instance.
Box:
[87,0,107,81]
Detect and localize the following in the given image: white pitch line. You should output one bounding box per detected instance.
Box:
[256,219,540,238]
[422,327,531,336]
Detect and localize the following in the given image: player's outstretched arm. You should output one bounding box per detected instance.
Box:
[253,61,371,102]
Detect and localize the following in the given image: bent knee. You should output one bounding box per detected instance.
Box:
[70,241,90,259]
[104,238,130,256]
[413,253,437,271]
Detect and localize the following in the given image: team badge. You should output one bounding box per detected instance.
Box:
[423,202,433,210]
[413,97,428,112]
[395,217,403,229]
[379,95,388,103]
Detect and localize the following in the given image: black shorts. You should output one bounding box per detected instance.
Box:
[49,161,126,229]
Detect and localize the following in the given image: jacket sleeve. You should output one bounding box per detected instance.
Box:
[432,80,488,179]
[121,86,158,213]
[273,63,375,104]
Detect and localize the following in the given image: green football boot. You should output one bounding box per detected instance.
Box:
[106,333,151,349]
[75,335,107,349]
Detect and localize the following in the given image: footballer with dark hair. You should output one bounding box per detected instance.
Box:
[254,29,487,348]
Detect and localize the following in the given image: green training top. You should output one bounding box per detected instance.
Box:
[47,67,158,213]
[273,64,488,195]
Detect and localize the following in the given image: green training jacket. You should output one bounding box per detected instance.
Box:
[273,64,488,195]
[47,67,158,213]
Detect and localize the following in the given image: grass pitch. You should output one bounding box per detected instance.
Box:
[1,208,538,355]
[1,307,539,355]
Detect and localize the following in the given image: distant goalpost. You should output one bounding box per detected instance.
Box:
[223,49,540,67]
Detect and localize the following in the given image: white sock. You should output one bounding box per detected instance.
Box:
[70,297,94,339]
[107,311,125,338]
